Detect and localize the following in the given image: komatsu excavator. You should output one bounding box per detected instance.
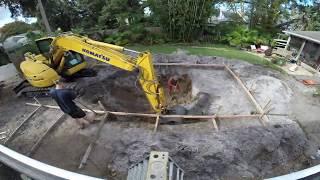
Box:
[14,33,166,112]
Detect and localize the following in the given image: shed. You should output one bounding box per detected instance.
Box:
[283,31,320,72]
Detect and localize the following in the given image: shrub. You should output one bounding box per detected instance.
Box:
[0,21,34,42]
[103,24,166,45]
[225,26,273,48]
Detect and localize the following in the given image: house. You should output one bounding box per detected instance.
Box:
[283,31,320,72]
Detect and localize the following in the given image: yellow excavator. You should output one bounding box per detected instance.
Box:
[14,33,166,113]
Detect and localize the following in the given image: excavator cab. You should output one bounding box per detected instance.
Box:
[61,51,87,76]
[20,37,87,88]
[36,37,53,55]
[35,37,87,77]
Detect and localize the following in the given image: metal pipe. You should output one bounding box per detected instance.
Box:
[124,48,140,54]
[266,164,320,180]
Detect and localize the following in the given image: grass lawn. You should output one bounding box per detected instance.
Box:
[127,44,282,72]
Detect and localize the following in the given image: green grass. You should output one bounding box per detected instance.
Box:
[127,44,283,72]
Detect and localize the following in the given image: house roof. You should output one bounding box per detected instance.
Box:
[284,31,320,44]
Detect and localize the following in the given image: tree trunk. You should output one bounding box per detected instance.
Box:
[37,0,52,33]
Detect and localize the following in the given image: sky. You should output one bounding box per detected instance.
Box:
[0,7,37,28]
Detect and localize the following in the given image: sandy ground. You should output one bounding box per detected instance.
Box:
[0,51,320,179]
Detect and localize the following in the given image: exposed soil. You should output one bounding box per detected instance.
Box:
[0,51,320,179]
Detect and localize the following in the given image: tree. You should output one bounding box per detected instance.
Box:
[0,0,37,17]
[226,0,291,35]
[38,0,82,31]
[148,0,213,42]
[1,0,82,31]
[290,2,320,31]
[0,21,34,41]
[98,0,144,29]
[76,0,106,29]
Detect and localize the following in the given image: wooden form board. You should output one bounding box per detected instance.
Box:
[224,66,269,126]
[26,102,262,120]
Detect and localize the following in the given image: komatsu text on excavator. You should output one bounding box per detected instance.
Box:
[14,33,166,112]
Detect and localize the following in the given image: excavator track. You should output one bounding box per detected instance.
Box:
[13,68,96,98]
[21,87,52,98]
[13,80,52,98]
[13,80,84,98]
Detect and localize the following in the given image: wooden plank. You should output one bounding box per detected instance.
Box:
[153,114,160,133]
[26,103,263,120]
[267,113,288,116]
[274,39,288,42]
[4,106,42,145]
[225,66,269,126]
[154,63,226,68]
[78,101,109,169]
[285,36,291,50]
[276,42,287,46]
[96,63,226,68]
[295,40,306,64]
[28,113,66,157]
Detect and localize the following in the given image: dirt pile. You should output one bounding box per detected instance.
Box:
[79,67,152,112]
[90,121,311,179]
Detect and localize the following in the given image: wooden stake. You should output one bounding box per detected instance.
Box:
[153,114,160,133]
[211,117,218,131]
[225,66,269,126]
[79,101,108,169]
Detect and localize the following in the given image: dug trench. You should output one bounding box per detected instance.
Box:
[2,53,319,179]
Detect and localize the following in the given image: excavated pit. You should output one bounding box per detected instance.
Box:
[78,65,256,117]
[1,53,318,179]
[31,54,316,180]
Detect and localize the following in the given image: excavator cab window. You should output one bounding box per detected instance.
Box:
[36,38,53,54]
[64,51,85,69]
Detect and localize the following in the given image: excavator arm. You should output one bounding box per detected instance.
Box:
[51,34,166,113]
